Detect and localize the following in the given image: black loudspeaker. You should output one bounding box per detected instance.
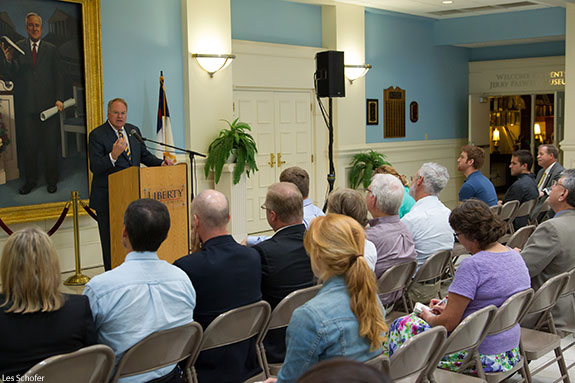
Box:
[315,50,345,98]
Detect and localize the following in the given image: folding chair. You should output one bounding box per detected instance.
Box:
[476,289,534,383]
[388,325,447,382]
[187,300,272,383]
[490,205,501,216]
[365,353,390,374]
[508,199,537,233]
[559,267,575,372]
[21,344,115,383]
[110,321,203,383]
[531,198,551,226]
[520,273,571,383]
[497,200,520,243]
[505,225,536,251]
[264,284,322,375]
[405,250,452,311]
[376,260,417,313]
[426,305,497,383]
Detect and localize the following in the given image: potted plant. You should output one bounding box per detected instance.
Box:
[204,118,259,185]
[348,150,390,189]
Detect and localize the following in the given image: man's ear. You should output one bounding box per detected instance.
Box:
[226,214,231,224]
[193,213,200,229]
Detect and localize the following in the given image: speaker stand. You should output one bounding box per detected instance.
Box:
[323,97,335,212]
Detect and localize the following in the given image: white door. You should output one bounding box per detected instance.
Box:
[234,90,314,234]
[468,94,491,177]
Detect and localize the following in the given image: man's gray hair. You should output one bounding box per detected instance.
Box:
[419,162,449,196]
[370,173,404,215]
[561,169,575,207]
[191,190,229,229]
[25,12,42,24]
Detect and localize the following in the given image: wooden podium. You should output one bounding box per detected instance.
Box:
[108,164,189,268]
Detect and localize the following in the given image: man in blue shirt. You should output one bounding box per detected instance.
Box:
[84,199,196,383]
[457,145,497,206]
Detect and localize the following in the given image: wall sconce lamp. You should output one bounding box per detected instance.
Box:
[534,123,543,142]
[492,127,500,150]
[344,64,372,84]
[192,53,236,77]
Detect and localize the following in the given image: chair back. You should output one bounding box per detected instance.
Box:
[377,261,417,296]
[411,250,452,284]
[22,345,115,383]
[513,199,537,222]
[487,289,533,336]
[505,225,536,250]
[490,205,501,216]
[522,273,570,330]
[499,200,520,222]
[388,325,447,382]
[364,353,389,374]
[268,285,322,330]
[560,268,575,299]
[111,322,203,382]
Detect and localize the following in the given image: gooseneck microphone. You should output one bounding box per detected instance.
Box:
[130,129,146,144]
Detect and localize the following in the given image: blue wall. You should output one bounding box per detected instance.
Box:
[100,0,185,148]
[231,0,322,47]
[435,7,565,46]
[365,10,470,143]
[470,40,565,61]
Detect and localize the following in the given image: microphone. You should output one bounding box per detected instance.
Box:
[130,129,146,144]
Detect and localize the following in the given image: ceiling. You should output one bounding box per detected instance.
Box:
[325,0,574,19]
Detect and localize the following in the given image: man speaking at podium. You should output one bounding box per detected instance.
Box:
[89,98,173,271]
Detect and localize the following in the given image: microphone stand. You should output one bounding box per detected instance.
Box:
[134,134,205,201]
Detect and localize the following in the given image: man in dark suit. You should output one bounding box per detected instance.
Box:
[531,144,564,221]
[254,182,315,363]
[174,190,262,383]
[0,12,64,194]
[89,98,172,270]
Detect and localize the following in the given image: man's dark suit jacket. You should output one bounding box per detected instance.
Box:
[253,224,314,363]
[502,173,538,230]
[174,235,262,383]
[531,161,565,220]
[89,122,163,212]
[0,294,97,379]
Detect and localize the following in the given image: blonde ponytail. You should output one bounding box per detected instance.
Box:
[305,214,388,350]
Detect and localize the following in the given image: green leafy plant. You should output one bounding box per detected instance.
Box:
[348,150,390,189]
[204,118,259,185]
[0,113,10,154]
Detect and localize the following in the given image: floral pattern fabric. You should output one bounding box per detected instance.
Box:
[384,313,521,373]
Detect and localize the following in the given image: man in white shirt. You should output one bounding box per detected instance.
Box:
[401,162,454,302]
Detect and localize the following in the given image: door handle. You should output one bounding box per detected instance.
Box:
[268,153,275,168]
[277,153,286,167]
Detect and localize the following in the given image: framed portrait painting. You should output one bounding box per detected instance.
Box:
[0,0,102,224]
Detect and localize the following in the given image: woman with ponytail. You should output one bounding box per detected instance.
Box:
[386,199,530,374]
[265,214,388,383]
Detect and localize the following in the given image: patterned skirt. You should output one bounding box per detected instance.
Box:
[384,313,521,373]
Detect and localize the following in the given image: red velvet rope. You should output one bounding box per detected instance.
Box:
[0,216,13,235]
[47,203,71,236]
[79,201,98,221]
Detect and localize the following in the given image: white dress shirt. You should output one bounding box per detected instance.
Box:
[401,195,454,269]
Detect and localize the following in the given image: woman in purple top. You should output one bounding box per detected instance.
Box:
[386,199,531,373]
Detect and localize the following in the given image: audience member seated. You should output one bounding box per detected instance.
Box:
[173,190,262,382]
[327,188,377,271]
[246,166,324,246]
[373,164,415,218]
[297,358,392,383]
[254,182,315,363]
[264,214,388,383]
[531,144,565,220]
[386,200,530,374]
[457,145,497,206]
[0,227,97,380]
[499,150,538,230]
[401,162,454,302]
[519,169,575,331]
[365,174,415,281]
[84,199,196,383]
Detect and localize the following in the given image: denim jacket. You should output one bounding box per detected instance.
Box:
[276,275,383,383]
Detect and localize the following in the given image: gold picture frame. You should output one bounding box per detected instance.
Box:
[0,0,102,224]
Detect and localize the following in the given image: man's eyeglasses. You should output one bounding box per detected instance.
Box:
[551,180,565,189]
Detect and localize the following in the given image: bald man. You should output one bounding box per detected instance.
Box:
[174,190,262,383]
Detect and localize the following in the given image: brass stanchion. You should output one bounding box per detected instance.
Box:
[64,191,91,286]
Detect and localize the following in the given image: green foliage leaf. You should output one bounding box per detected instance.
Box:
[348,150,391,189]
